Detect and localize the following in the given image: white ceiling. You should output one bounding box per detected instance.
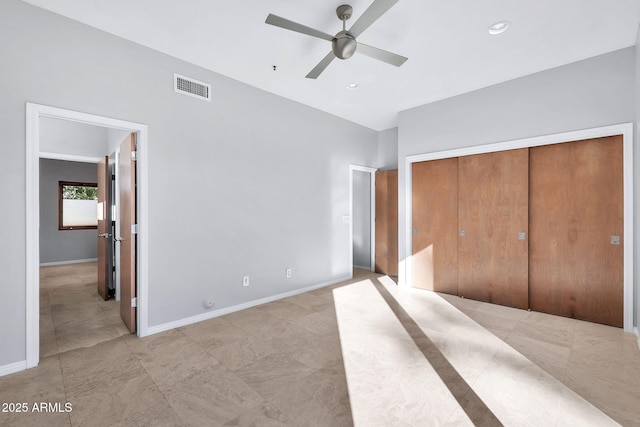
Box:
[21,0,640,131]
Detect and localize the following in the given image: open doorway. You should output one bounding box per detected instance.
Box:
[349,165,376,274]
[25,103,149,368]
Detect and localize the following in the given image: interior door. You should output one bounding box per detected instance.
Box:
[374,170,398,276]
[458,149,529,309]
[411,158,458,294]
[119,134,137,333]
[529,136,624,327]
[97,156,110,301]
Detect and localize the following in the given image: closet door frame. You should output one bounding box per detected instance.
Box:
[403,123,634,332]
[349,165,377,274]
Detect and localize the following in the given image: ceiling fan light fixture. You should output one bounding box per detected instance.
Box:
[488,21,511,35]
[347,83,358,89]
[332,31,357,59]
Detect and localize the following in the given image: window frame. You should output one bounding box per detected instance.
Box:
[58,180,98,231]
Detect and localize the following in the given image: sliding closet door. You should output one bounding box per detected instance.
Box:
[529,136,623,327]
[411,158,458,294]
[375,170,398,276]
[458,149,529,309]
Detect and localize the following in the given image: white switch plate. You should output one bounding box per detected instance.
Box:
[286,268,292,278]
[243,276,250,287]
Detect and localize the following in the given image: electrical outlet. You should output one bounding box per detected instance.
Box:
[243,276,250,287]
[286,268,292,279]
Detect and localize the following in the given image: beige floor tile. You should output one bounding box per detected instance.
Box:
[222,401,290,427]
[162,364,267,426]
[0,355,66,404]
[179,317,251,348]
[565,352,640,425]
[0,356,69,427]
[109,402,187,427]
[254,298,311,322]
[504,333,571,382]
[124,329,222,388]
[205,335,276,371]
[66,374,167,427]
[233,353,315,398]
[59,339,140,396]
[267,369,352,426]
[0,410,71,427]
[55,324,123,354]
[555,385,621,427]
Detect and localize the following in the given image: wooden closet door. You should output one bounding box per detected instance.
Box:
[375,170,398,276]
[411,158,458,294]
[458,149,529,309]
[529,136,623,327]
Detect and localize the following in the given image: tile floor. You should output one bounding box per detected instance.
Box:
[1,263,639,426]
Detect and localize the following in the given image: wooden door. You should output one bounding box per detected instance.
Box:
[119,134,137,333]
[375,170,398,276]
[97,156,110,301]
[529,136,623,327]
[458,149,529,309]
[411,158,458,294]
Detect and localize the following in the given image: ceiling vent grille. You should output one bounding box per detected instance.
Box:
[174,73,211,101]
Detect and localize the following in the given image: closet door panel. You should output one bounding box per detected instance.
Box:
[529,136,623,327]
[375,170,398,276]
[458,149,529,309]
[411,158,458,293]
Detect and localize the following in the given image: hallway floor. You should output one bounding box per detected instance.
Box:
[1,264,639,426]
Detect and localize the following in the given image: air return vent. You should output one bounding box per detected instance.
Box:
[174,73,211,101]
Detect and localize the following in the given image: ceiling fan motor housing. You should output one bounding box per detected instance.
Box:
[333,31,357,59]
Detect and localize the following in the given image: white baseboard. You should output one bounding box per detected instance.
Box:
[0,360,27,377]
[145,275,351,337]
[40,258,97,267]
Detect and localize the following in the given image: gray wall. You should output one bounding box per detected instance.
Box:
[0,0,377,367]
[377,127,398,170]
[39,159,98,264]
[398,47,637,330]
[352,170,371,269]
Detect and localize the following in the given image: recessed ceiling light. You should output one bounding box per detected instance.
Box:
[488,21,511,35]
[347,83,358,89]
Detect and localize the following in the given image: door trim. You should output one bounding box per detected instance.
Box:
[25,103,150,369]
[403,123,634,332]
[349,165,377,274]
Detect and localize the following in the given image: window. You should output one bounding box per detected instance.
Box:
[58,181,98,230]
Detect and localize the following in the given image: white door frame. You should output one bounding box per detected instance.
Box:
[25,103,150,369]
[403,122,634,332]
[349,165,377,273]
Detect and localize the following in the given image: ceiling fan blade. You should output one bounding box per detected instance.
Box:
[306,51,336,79]
[348,0,399,38]
[357,43,407,67]
[265,14,334,42]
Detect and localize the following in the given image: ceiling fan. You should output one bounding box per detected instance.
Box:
[265,0,408,79]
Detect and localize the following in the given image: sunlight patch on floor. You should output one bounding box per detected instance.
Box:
[333,277,620,426]
[333,279,474,426]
